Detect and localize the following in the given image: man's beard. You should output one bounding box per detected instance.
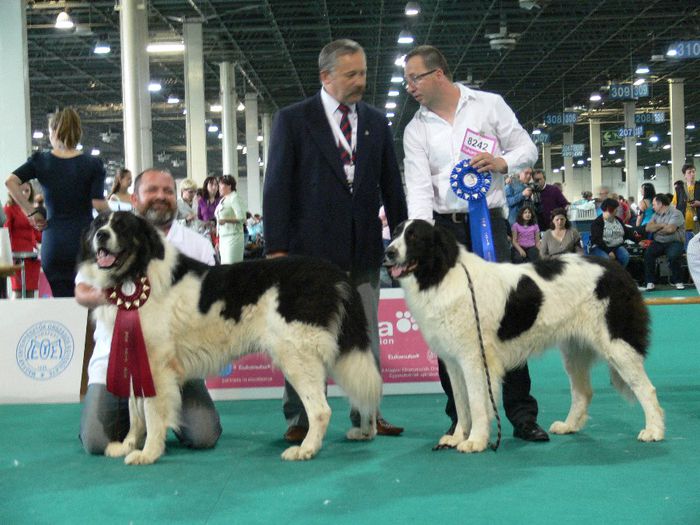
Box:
[138,203,176,227]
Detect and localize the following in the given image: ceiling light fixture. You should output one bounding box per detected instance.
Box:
[633,78,646,86]
[388,89,399,97]
[237,101,245,112]
[666,46,678,57]
[405,2,421,16]
[532,129,542,135]
[208,124,219,133]
[390,76,403,84]
[397,30,414,44]
[385,102,397,109]
[146,42,185,54]
[32,131,44,139]
[94,39,111,55]
[635,64,650,74]
[589,91,602,102]
[167,94,180,104]
[148,81,162,92]
[386,112,395,118]
[394,55,406,67]
[686,123,696,130]
[210,103,222,112]
[55,11,74,30]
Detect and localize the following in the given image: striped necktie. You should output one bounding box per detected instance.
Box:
[337,103,355,165]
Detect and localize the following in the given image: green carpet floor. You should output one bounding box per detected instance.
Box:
[1,304,699,525]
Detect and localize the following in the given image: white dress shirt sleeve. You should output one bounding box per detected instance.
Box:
[403,120,436,222]
[492,94,538,174]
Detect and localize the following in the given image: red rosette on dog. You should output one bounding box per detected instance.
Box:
[105,276,156,398]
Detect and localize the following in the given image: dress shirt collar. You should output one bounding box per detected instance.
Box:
[415,83,476,122]
[320,87,357,116]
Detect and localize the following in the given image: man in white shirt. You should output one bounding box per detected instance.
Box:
[403,45,548,443]
[75,168,221,454]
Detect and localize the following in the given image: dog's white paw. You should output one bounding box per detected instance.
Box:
[456,438,488,454]
[346,427,375,441]
[281,445,317,461]
[124,450,158,465]
[637,427,664,442]
[437,433,462,448]
[549,421,577,435]
[104,441,134,457]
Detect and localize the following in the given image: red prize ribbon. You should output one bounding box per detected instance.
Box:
[105,277,156,398]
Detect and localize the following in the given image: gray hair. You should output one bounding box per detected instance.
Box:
[318,39,364,73]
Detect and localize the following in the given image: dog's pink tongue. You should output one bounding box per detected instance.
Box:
[390,265,404,278]
[97,252,116,268]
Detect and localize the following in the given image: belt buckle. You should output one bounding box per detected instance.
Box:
[451,213,462,223]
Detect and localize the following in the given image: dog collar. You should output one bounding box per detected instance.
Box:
[105,276,151,310]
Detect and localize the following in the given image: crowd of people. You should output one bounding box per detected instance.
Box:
[2,40,699,458]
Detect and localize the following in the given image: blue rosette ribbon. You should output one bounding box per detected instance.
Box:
[449,160,496,261]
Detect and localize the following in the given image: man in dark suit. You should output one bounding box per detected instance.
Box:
[263,39,408,442]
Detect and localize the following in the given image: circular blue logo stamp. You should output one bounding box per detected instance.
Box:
[16,321,74,380]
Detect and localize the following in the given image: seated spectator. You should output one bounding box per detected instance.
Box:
[643,193,686,291]
[511,205,540,263]
[589,198,638,267]
[540,207,581,257]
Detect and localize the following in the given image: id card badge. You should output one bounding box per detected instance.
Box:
[460,128,497,159]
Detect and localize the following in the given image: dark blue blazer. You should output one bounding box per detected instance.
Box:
[263,92,407,273]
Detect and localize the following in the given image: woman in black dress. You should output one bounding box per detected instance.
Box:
[5,108,108,297]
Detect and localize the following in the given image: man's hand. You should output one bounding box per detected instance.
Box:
[522,187,533,198]
[470,153,508,174]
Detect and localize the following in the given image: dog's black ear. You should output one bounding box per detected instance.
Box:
[432,224,459,266]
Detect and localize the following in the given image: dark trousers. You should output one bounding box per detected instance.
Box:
[433,209,539,428]
[643,240,685,285]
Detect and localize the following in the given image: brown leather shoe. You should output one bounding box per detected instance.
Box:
[376,417,404,436]
[284,425,308,443]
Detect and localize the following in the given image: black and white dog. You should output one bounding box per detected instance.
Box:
[384,219,664,453]
[79,211,380,464]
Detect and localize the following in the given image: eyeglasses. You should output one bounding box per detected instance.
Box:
[403,69,438,88]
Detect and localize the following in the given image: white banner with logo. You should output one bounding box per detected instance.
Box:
[0,299,87,404]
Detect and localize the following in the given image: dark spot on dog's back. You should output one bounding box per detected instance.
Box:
[588,258,649,355]
[497,275,543,341]
[532,257,566,281]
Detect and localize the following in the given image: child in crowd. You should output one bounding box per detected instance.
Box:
[511,205,540,263]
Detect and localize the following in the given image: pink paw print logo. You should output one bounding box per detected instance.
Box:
[395,311,419,333]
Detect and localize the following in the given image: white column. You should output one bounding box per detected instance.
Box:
[245,93,261,214]
[184,20,207,185]
[562,131,573,184]
[589,119,602,192]
[541,143,552,180]
[0,0,30,203]
[220,62,238,178]
[669,79,686,179]
[261,112,272,181]
[623,101,638,199]
[120,0,153,175]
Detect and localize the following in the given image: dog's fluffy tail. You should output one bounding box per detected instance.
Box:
[331,349,382,421]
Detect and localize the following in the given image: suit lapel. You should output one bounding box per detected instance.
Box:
[304,93,348,187]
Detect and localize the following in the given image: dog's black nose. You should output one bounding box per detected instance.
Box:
[96,230,110,244]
